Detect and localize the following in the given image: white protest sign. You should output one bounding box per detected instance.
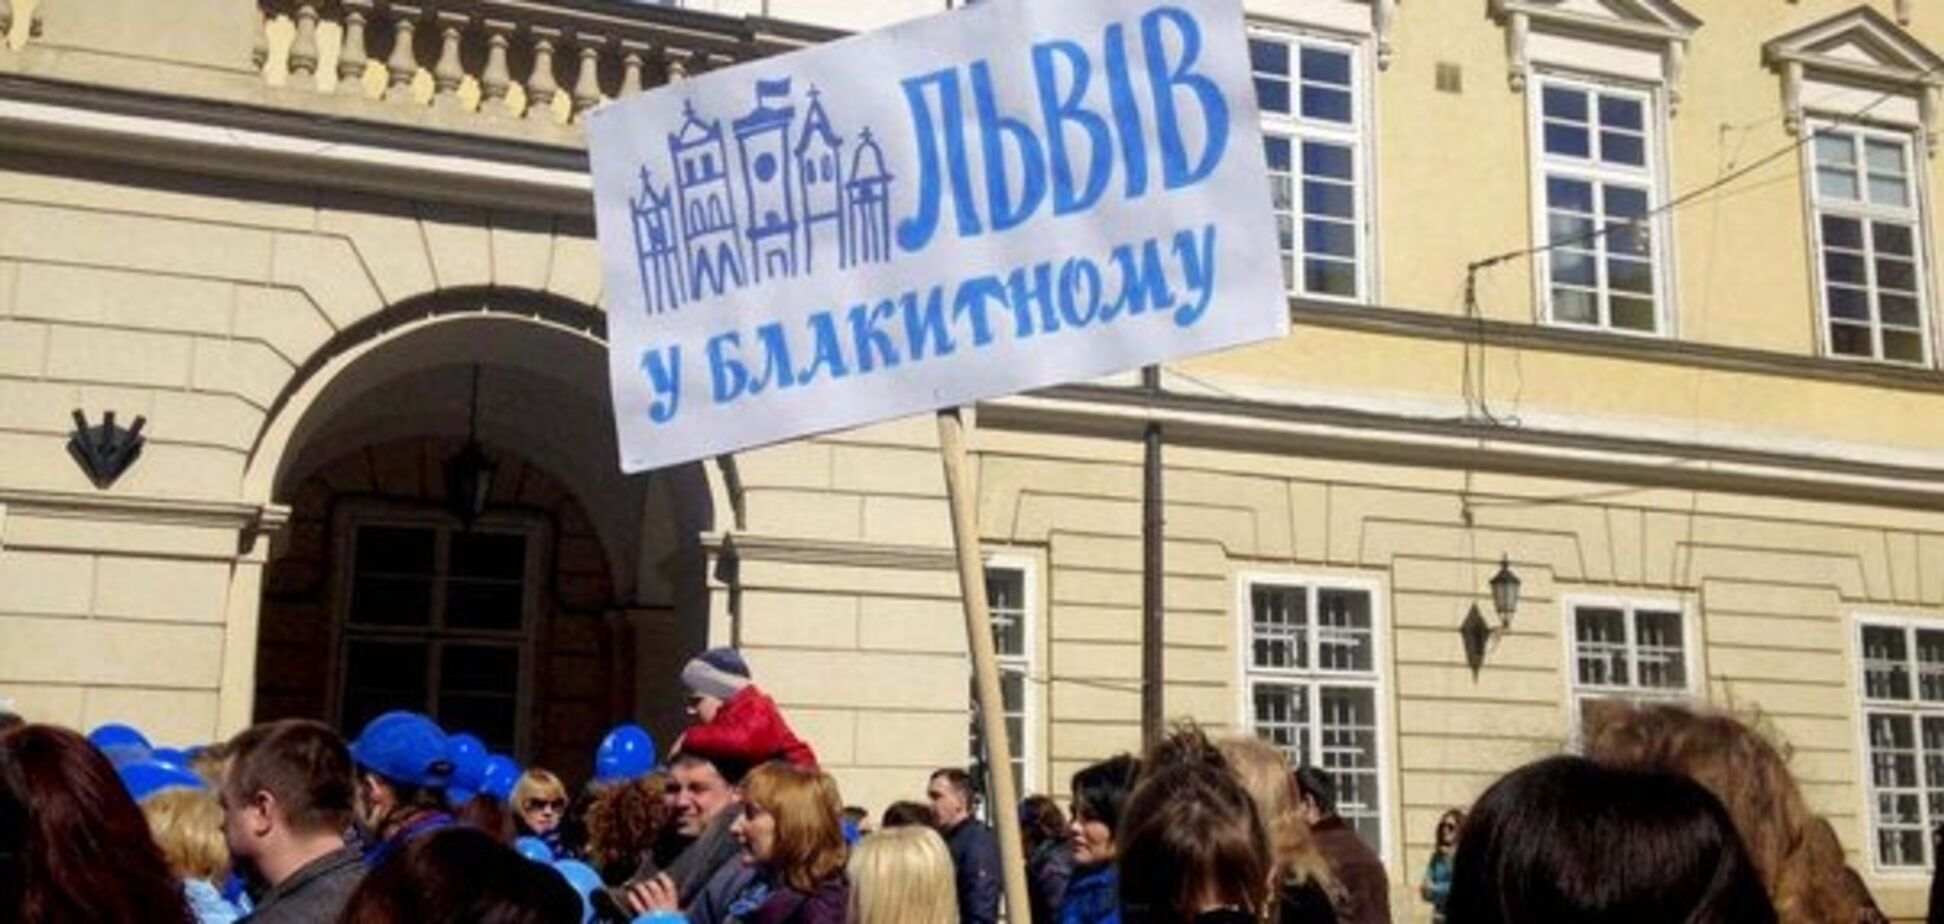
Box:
[589,0,1286,473]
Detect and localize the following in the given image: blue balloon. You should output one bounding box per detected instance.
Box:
[480,754,521,802]
[120,760,204,802]
[514,836,555,863]
[445,733,489,806]
[150,747,192,771]
[552,859,604,924]
[89,723,153,766]
[594,724,656,784]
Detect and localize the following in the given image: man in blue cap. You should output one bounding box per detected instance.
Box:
[346,711,456,869]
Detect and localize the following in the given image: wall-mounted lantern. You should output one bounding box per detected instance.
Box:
[1462,556,1524,678]
[68,409,146,489]
[1490,555,1522,627]
[443,366,495,528]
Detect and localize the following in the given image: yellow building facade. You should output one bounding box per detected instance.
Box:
[4,0,1944,918]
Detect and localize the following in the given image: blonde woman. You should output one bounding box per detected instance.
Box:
[848,825,959,924]
[1216,736,1342,924]
[511,768,570,854]
[141,786,242,924]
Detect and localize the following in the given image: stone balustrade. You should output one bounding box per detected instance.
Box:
[254,0,842,126]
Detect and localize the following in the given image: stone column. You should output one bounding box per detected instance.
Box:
[216,513,284,737]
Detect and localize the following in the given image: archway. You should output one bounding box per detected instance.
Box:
[243,290,716,775]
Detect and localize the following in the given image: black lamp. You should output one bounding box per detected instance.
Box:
[444,366,495,528]
[1489,554,1521,627]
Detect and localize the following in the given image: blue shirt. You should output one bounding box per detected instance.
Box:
[1059,863,1120,924]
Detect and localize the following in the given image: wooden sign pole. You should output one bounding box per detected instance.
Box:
[936,407,1035,923]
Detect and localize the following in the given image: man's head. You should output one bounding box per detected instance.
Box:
[926,768,976,829]
[668,752,740,837]
[220,720,355,880]
[1291,765,1337,825]
[681,648,752,724]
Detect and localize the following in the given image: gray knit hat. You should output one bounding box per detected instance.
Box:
[681,647,752,700]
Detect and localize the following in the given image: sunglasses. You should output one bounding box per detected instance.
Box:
[524,798,567,812]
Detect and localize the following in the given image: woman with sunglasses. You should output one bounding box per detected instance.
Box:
[513,769,572,856]
[1421,809,1464,924]
[706,761,849,924]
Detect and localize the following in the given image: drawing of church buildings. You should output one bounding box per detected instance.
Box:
[628,81,896,316]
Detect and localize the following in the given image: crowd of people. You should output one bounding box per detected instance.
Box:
[0,645,1934,922]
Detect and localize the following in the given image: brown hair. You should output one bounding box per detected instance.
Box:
[5,724,194,923]
[741,762,848,893]
[142,787,231,883]
[224,719,355,836]
[586,772,672,882]
[339,826,581,924]
[1582,701,1854,924]
[1217,736,1341,901]
[1019,794,1067,850]
[1121,726,1273,922]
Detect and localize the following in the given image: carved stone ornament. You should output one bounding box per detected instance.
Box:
[1489,0,1701,113]
[1763,5,1944,155]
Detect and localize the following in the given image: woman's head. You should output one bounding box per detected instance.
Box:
[1069,753,1140,866]
[585,773,672,874]
[338,826,581,923]
[735,761,848,892]
[1433,808,1465,852]
[1216,735,1335,892]
[511,769,568,837]
[847,825,959,924]
[141,786,231,884]
[5,724,192,922]
[1019,794,1067,852]
[1445,756,1776,924]
[1582,702,1849,923]
[1119,732,1272,923]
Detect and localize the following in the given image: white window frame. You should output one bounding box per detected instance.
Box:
[1560,595,1698,742]
[1851,614,1944,877]
[1802,120,1936,367]
[1526,72,1677,337]
[329,502,543,757]
[1248,23,1378,305]
[1235,572,1393,864]
[972,554,1041,799]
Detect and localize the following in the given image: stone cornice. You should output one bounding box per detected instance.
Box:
[0,489,288,531]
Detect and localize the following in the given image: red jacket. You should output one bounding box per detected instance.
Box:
[681,685,818,770]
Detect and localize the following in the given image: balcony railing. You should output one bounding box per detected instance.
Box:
[254,0,843,127]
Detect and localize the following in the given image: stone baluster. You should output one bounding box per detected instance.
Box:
[338,0,373,96]
[1,0,15,42]
[526,26,562,121]
[480,19,515,115]
[619,41,650,96]
[571,34,603,119]
[431,11,468,109]
[385,7,422,104]
[251,4,270,72]
[289,2,321,78]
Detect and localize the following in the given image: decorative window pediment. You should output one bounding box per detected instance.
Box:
[1763,6,1944,152]
[1268,0,1403,70]
[1490,0,1701,109]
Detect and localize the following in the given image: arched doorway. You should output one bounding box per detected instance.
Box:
[244,292,715,777]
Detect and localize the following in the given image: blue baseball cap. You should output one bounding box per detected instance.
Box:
[348,711,453,789]
[445,732,489,804]
[121,760,205,802]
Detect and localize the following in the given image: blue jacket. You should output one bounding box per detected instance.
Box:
[943,818,1002,924]
[1059,863,1120,924]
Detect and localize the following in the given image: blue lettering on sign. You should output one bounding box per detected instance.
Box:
[895,5,1229,251]
[638,223,1224,419]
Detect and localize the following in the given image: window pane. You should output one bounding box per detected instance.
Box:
[1252,586,1308,670]
[1317,589,1373,673]
[1817,167,1861,202]
[1547,177,1594,215]
[1598,95,1643,132]
[1634,610,1685,689]
[1814,132,1856,169]
[1551,250,1597,287]
[1264,136,1292,172]
[1884,331,1924,364]
[1319,687,1382,855]
[1865,138,1907,175]
[1611,297,1657,333]
[1252,683,1308,766]
[1871,713,1917,786]
[350,526,435,627]
[1829,322,1873,357]
[1608,257,1654,295]
[1824,251,1867,286]
[987,568,1027,658]
[342,639,430,732]
[1601,131,1644,166]
[440,644,521,752]
[1876,258,1916,293]
[1822,216,1863,250]
[1299,48,1351,86]
[1301,87,1352,123]
[1541,85,1587,122]
[1552,288,1598,325]
[1305,219,1357,259]
[1604,185,1649,220]
[1303,143,1353,181]
[1872,222,1915,257]
[1864,626,1914,701]
[1303,181,1355,219]
[1576,608,1629,687]
[1544,123,1590,158]
[1828,286,1870,320]
[1254,79,1291,116]
[1249,39,1289,76]
[1868,175,1910,208]
[1305,259,1358,298]
[447,532,527,631]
